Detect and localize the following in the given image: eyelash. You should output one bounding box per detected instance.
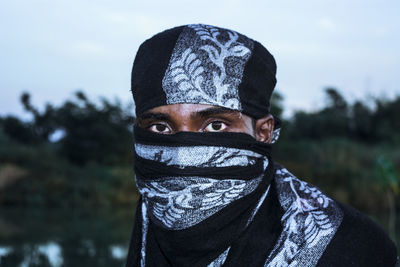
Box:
[203,120,229,132]
[144,119,231,134]
[147,123,171,133]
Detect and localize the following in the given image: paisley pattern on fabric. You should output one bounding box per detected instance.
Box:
[135,143,267,230]
[136,164,344,266]
[264,167,343,267]
[135,143,263,168]
[162,24,254,111]
[205,167,343,267]
[137,176,262,230]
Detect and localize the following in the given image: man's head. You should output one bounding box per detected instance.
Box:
[131,24,279,143]
[131,24,278,234]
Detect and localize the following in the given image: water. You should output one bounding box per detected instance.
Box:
[0,207,135,267]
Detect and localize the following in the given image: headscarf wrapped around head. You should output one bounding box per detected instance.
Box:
[126,24,347,267]
[131,24,278,122]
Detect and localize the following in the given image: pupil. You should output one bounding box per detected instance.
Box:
[212,122,222,130]
[156,125,166,132]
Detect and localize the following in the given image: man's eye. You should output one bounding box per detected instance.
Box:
[204,121,227,132]
[148,124,171,134]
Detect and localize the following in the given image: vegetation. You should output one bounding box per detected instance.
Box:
[0,88,399,251]
[0,91,139,209]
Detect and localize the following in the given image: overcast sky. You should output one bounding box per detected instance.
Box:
[1,0,399,118]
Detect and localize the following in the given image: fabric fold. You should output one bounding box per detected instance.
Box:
[132,128,275,266]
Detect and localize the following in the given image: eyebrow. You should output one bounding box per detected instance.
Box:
[137,106,240,123]
[192,106,239,119]
[137,112,172,122]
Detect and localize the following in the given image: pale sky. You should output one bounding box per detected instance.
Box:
[1,0,399,118]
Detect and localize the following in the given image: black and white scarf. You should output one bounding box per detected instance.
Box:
[126,127,343,267]
[128,23,346,266]
[128,23,399,266]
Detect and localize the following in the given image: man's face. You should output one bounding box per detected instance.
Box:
[137,103,274,143]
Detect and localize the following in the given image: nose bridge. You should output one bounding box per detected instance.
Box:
[176,119,197,132]
[169,104,199,133]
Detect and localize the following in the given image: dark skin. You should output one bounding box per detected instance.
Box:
[136,103,275,144]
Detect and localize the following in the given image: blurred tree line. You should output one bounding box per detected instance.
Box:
[0,91,138,209]
[3,91,134,165]
[281,88,400,143]
[0,88,399,220]
[1,88,399,265]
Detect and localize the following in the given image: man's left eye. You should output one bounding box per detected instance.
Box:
[204,121,227,132]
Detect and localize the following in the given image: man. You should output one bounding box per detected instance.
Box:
[126,24,398,266]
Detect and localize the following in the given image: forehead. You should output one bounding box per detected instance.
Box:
[139,103,248,120]
[148,103,219,114]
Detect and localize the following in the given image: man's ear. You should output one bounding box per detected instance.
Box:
[255,114,274,143]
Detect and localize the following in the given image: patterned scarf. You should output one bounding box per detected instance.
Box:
[132,24,277,120]
[131,126,274,266]
[128,23,345,267]
[126,127,343,267]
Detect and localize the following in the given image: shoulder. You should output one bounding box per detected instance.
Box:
[317,201,398,266]
[271,164,398,266]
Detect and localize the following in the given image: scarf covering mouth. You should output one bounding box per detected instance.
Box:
[133,126,273,231]
[132,126,275,266]
[128,127,344,267]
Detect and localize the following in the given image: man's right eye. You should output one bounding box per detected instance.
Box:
[148,124,171,134]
